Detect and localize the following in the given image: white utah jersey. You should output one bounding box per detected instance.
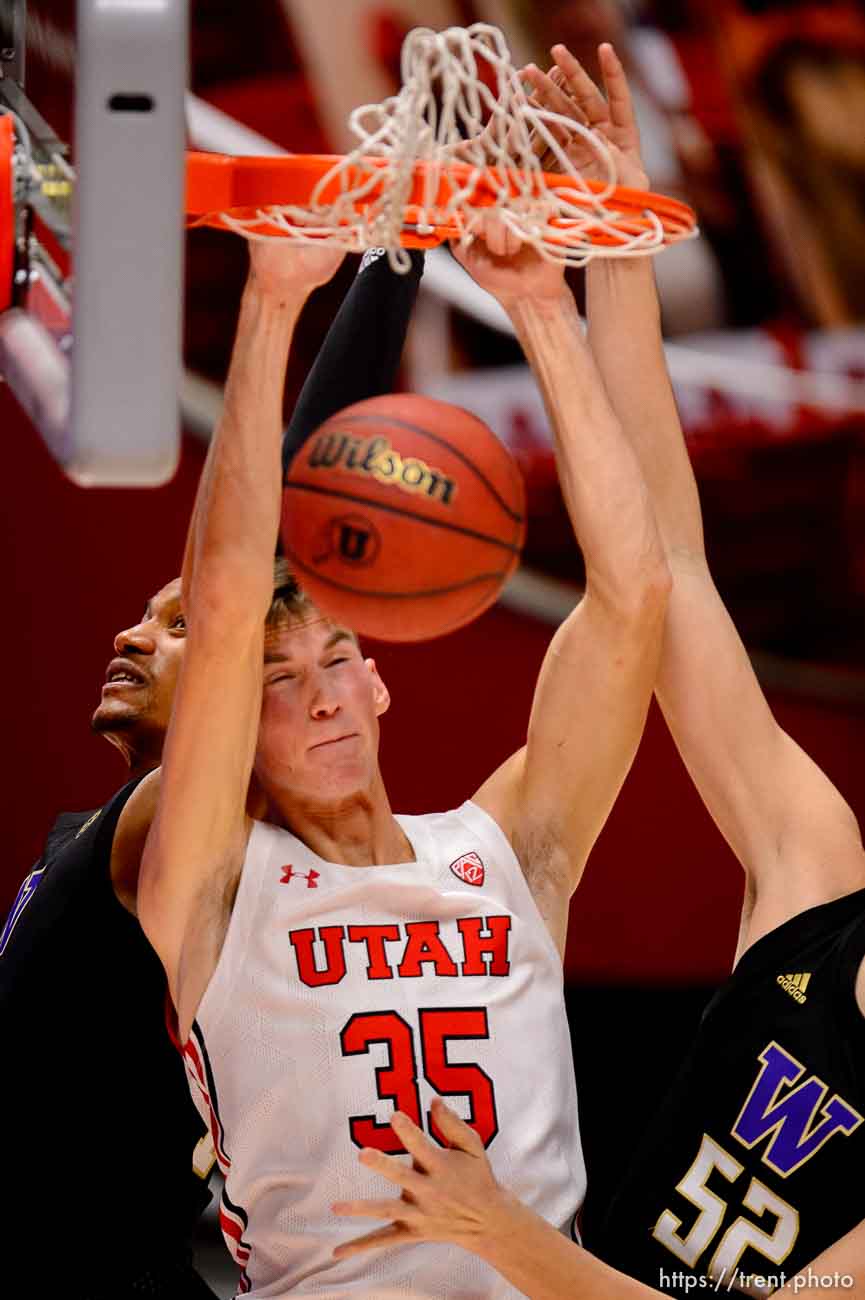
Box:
[183,801,585,1299]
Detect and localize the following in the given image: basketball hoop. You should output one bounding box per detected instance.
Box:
[184,23,697,271]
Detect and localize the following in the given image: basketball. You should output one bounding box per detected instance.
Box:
[281,393,526,641]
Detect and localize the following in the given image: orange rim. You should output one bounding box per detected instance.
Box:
[0,116,14,311]
[184,151,696,248]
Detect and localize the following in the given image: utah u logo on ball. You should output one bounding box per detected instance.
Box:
[315,515,381,568]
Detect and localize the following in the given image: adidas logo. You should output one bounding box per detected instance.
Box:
[777,972,811,1004]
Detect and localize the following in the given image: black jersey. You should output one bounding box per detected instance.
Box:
[592,889,865,1297]
[1,776,213,1292]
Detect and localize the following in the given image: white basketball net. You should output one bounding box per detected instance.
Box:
[223,23,690,270]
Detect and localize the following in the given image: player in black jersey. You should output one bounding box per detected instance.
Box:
[2,247,424,1298]
[330,45,865,1300]
[1,578,220,1299]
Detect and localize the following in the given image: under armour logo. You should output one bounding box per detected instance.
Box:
[280,865,320,889]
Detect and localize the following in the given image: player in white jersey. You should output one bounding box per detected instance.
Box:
[125,219,670,1299]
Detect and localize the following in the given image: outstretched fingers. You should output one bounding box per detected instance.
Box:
[597,42,638,133]
[388,1109,446,1167]
[429,1096,485,1154]
[523,62,588,123]
[520,63,593,172]
[355,1141,427,1189]
[550,43,610,128]
[548,41,647,187]
[332,1106,501,1263]
[331,1195,420,1223]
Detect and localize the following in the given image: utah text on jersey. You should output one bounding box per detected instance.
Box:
[652,1041,864,1285]
[288,915,512,987]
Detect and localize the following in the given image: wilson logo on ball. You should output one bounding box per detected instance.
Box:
[308,432,457,506]
[449,852,485,887]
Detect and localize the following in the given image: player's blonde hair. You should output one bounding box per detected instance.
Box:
[266,559,360,644]
[266,558,316,629]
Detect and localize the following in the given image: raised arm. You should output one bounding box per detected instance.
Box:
[138,244,344,1035]
[541,43,865,947]
[282,248,424,470]
[462,223,670,953]
[113,250,419,921]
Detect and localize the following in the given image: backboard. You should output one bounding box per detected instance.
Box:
[0,0,188,485]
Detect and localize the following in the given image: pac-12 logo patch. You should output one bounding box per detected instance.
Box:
[449,852,485,887]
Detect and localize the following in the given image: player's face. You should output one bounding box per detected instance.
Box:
[91,578,186,744]
[254,613,390,807]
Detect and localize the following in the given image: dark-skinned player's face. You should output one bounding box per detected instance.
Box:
[91,578,186,745]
